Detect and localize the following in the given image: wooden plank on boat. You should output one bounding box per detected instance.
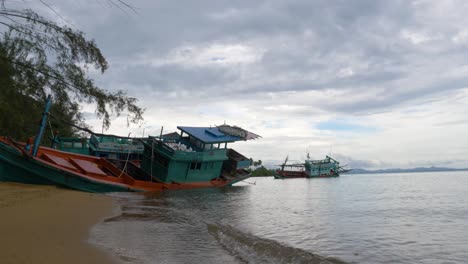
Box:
[41,153,78,171]
[69,158,107,175]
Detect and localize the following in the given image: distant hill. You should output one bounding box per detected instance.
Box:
[346,166,468,174]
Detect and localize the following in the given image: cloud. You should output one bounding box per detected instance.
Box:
[9,0,468,169]
[316,120,377,133]
[147,44,266,67]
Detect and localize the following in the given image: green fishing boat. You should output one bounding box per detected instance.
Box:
[0,96,261,192]
[141,125,260,185]
[275,155,347,179]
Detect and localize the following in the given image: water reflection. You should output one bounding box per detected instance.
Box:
[91,172,468,264]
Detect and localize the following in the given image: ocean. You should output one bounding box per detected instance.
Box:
[90,171,468,264]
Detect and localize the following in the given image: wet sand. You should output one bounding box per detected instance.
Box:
[0,182,118,264]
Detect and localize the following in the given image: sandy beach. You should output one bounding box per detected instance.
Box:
[0,182,118,264]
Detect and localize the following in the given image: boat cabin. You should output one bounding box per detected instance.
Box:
[88,135,143,160]
[141,126,256,184]
[56,135,144,160]
[305,155,340,177]
[55,137,90,155]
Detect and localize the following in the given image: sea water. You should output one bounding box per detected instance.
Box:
[90,171,468,264]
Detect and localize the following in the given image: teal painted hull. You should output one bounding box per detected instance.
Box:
[0,139,245,193]
[0,143,55,185]
[0,141,139,193]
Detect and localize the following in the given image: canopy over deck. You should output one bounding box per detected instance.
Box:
[177,125,260,144]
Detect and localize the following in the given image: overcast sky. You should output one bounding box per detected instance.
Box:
[12,0,468,169]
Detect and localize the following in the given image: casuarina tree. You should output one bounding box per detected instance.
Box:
[0,1,143,140]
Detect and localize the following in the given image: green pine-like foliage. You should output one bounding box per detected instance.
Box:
[0,5,144,141]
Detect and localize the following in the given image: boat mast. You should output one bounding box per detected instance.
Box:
[32,95,52,157]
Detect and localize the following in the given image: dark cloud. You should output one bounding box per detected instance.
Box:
[6,0,468,168]
[21,0,461,116]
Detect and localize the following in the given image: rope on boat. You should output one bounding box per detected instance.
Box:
[119,133,133,178]
[50,115,96,135]
[48,120,54,139]
[49,115,142,140]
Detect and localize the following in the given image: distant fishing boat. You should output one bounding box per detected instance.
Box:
[274,155,347,179]
[0,96,260,192]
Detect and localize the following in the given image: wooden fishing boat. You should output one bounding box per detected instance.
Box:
[0,96,260,192]
[0,136,250,192]
[274,164,308,179]
[140,125,259,185]
[274,155,346,179]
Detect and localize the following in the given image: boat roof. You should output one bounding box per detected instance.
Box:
[92,134,134,144]
[161,132,180,140]
[177,126,256,144]
[277,163,305,168]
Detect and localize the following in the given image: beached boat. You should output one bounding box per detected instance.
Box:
[274,155,346,179]
[140,125,259,185]
[0,96,260,192]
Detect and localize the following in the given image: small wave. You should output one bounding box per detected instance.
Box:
[207,224,347,264]
[103,212,156,222]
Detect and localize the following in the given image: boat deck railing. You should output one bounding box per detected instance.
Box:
[152,139,227,161]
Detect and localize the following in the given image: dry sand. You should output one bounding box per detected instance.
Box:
[0,182,118,264]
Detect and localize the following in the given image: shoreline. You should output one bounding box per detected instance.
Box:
[0,182,119,264]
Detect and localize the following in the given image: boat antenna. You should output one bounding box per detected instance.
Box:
[281,155,289,171]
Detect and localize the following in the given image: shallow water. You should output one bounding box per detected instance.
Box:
[90,171,468,264]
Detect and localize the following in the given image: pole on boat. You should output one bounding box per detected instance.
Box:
[150,140,154,181]
[32,95,52,157]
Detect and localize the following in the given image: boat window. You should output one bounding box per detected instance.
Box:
[63,142,73,148]
[190,162,202,170]
[205,144,213,150]
[74,142,83,148]
[155,152,169,168]
[189,137,196,145]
